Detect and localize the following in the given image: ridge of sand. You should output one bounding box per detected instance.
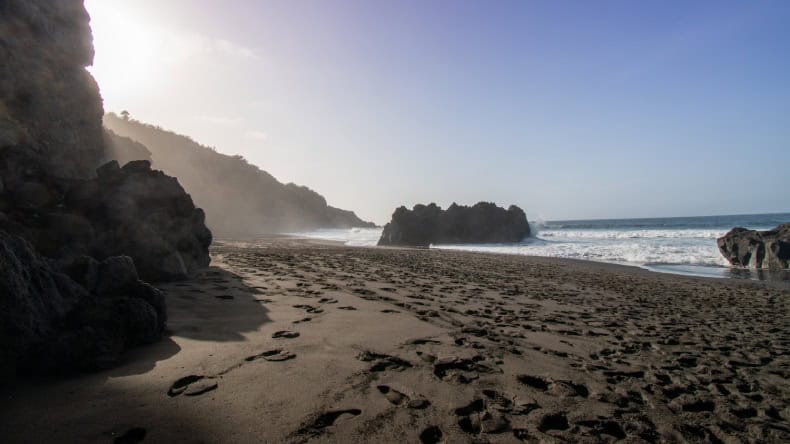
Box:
[1,238,788,443]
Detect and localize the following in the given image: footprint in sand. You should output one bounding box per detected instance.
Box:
[377,385,407,405]
[294,304,324,314]
[297,409,362,437]
[419,426,442,444]
[575,419,626,440]
[537,412,570,432]
[215,295,234,300]
[454,399,501,434]
[357,351,413,372]
[516,374,589,398]
[245,349,296,362]
[113,427,147,444]
[433,357,494,384]
[272,330,300,339]
[337,306,357,310]
[376,385,432,409]
[167,375,218,397]
[405,338,442,346]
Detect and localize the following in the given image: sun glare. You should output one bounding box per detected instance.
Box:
[85,0,161,101]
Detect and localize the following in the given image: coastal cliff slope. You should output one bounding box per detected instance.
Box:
[104,113,376,236]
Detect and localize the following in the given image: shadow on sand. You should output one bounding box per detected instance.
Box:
[12,265,270,382]
[102,265,272,378]
[160,265,272,342]
[0,265,272,441]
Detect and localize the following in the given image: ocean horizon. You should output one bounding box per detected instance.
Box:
[294,212,790,281]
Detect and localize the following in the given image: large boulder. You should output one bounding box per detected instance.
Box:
[378,202,530,247]
[0,231,167,375]
[717,223,790,269]
[0,231,86,375]
[67,160,212,281]
[0,160,212,282]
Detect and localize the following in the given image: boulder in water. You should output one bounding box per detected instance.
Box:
[378,202,530,247]
[717,223,790,269]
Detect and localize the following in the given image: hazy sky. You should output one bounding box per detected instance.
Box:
[85,0,789,224]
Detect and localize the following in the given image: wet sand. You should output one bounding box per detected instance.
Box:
[1,237,789,443]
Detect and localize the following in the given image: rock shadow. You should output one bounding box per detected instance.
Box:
[105,336,182,378]
[160,266,272,342]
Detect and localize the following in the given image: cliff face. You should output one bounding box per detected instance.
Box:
[378,202,530,247]
[104,114,376,235]
[0,1,212,375]
[0,0,105,178]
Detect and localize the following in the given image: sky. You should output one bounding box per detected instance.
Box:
[85,0,790,224]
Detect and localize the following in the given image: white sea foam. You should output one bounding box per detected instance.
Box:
[434,238,729,267]
[537,229,725,240]
[290,228,382,247]
[292,226,730,267]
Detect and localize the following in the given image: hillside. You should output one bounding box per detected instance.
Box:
[104,113,375,236]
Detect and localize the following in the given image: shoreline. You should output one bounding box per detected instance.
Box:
[238,234,790,288]
[3,237,787,442]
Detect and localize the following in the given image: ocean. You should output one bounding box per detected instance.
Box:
[293,213,790,281]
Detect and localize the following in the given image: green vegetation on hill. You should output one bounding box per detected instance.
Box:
[103,113,375,236]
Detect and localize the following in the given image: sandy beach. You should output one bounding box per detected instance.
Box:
[2,237,788,443]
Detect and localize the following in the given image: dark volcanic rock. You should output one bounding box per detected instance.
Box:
[0,1,212,375]
[1,160,212,282]
[0,231,86,375]
[0,232,167,375]
[68,160,213,281]
[378,202,530,247]
[717,223,790,269]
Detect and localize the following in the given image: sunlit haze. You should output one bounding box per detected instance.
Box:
[85,0,790,224]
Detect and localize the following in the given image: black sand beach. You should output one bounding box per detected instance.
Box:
[2,237,788,443]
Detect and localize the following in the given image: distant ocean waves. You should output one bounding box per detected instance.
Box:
[537,229,724,239]
[292,227,383,247]
[292,213,790,279]
[435,236,729,267]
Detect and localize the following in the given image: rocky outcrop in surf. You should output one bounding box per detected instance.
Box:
[378,202,530,247]
[717,223,790,269]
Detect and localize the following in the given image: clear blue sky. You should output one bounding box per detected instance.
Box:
[86,0,790,224]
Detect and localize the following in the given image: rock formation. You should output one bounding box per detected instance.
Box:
[0,0,105,178]
[70,160,212,281]
[378,202,530,247]
[1,231,167,375]
[104,128,152,166]
[103,113,376,235]
[717,223,790,269]
[0,0,212,375]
